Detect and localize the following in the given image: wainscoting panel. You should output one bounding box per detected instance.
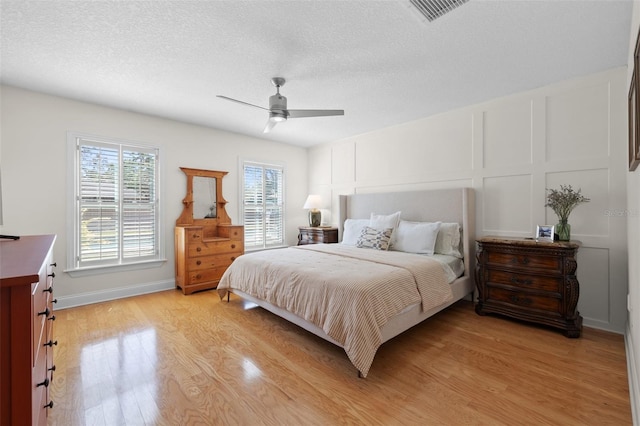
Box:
[577,247,611,326]
[483,99,533,169]
[545,168,610,238]
[482,174,533,234]
[545,82,610,162]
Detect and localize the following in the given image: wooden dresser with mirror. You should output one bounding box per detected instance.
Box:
[175,167,244,295]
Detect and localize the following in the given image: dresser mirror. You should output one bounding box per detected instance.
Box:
[176,167,230,226]
[193,176,217,219]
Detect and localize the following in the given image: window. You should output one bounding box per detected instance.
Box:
[67,133,162,273]
[242,161,285,250]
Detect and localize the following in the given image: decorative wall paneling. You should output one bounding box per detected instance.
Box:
[309,68,628,333]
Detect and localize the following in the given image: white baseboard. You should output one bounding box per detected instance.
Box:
[626,323,639,426]
[54,279,175,310]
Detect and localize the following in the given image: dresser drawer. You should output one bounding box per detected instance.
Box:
[487,286,561,313]
[486,269,562,292]
[32,281,47,368]
[187,265,228,285]
[188,240,243,257]
[217,225,243,241]
[486,250,562,273]
[187,253,239,271]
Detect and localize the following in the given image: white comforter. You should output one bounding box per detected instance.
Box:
[217,244,454,377]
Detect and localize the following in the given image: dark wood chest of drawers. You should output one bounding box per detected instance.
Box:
[475,236,582,337]
[297,227,338,245]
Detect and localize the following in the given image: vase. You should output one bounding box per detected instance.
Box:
[556,220,571,241]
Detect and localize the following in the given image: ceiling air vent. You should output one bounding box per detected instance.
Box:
[409,0,469,22]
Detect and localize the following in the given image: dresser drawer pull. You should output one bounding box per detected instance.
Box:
[510,277,533,285]
[48,272,55,278]
[44,340,58,348]
[44,401,54,409]
[196,260,202,265]
[510,257,530,265]
[37,378,50,388]
[43,286,53,293]
[192,234,199,239]
[50,262,57,267]
[48,365,56,372]
[196,247,202,252]
[52,298,58,304]
[231,244,236,249]
[48,315,56,321]
[38,308,50,317]
[509,295,533,305]
[231,256,236,261]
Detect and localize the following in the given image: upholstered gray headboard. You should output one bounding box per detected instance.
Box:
[338,188,475,282]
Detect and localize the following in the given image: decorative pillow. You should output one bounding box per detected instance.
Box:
[435,222,463,258]
[341,218,370,245]
[356,226,393,250]
[369,211,401,246]
[393,220,441,255]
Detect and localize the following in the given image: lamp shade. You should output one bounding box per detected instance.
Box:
[303,194,322,210]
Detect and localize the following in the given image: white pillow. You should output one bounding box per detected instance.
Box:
[393,221,441,255]
[369,211,401,245]
[435,222,463,258]
[341,218,370,245]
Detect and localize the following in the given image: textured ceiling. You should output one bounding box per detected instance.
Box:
[0,0,633,148]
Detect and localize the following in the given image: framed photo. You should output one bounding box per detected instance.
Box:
[536,225,554,242]
[631,28,640,172]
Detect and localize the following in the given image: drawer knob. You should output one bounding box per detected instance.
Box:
[196,260,201,265]
[196,247,202,252]
[44,340,58,347]
[44,401,54,409]
[43,286,53,293]
[52,298,58,304]
[509,295,532,305]
[48,365,56,372]
[193,234,199,238]
[510,277,533,285]
[231,244,236,249]
[48,272,55,278]
[196,274,202,279]
[48,315,56,321]
[231,256,236,261]
[38,308,50,317]
[37,378,50,388]
[50,262,57,267]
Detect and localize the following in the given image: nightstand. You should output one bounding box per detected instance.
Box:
[475,236,582,337]
[297,227,338,245]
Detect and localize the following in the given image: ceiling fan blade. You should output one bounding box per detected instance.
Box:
[287,109,345,118]
[216,95,269,111]
[263,118,278,133]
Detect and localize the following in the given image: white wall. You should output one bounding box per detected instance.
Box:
[0,85,308,306]
[309,67,629,334]
[626,1,640,423]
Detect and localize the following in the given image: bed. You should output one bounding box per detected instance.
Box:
[217,188,475,377]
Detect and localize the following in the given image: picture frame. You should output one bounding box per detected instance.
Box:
[536,225,554,242]
[630,28,640,172]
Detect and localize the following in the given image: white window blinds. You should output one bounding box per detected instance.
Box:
[72,135,160,269]
[243,162,284,249]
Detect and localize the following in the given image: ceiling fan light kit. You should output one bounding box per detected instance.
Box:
[217,77,344,133]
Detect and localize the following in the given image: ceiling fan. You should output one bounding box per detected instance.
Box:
[217,77,344,133]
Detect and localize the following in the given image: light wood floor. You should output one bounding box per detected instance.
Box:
[49,289,631,425]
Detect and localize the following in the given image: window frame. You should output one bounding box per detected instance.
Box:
[240,160,286,251]
[66,132,165,276]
